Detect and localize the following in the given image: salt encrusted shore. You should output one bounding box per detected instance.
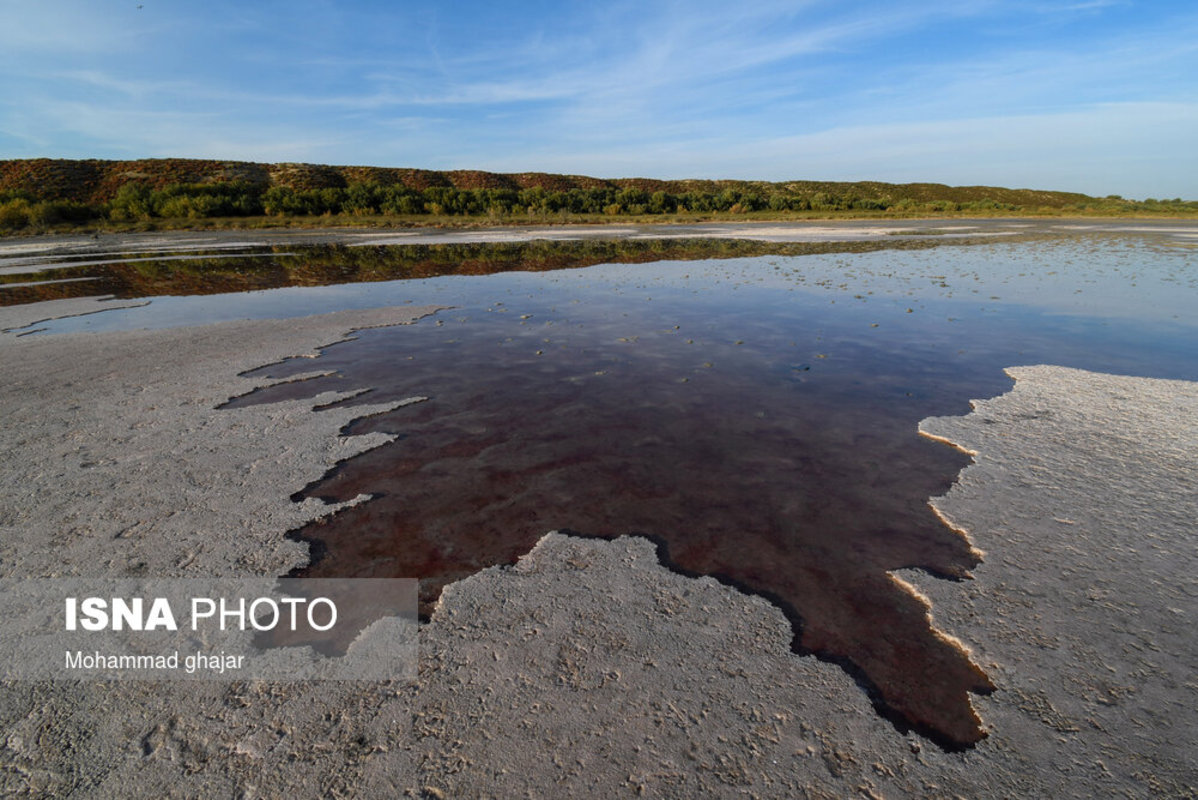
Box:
[0,299,1194,797]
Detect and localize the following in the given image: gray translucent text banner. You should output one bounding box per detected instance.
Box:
[0,578,417,681]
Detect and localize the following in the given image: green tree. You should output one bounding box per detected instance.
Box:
[108,183,156,221]
[0,198,32,230]
[648,190,676,214]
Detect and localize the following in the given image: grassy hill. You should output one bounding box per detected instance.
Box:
[1,158,1194,233]
[1,157,1100,206]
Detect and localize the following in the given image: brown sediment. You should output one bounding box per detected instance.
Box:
[919,429,981,456]
[227,305,999,747]
[926,503,985,560]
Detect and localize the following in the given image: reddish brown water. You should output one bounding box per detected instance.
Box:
[227,283,1002,748]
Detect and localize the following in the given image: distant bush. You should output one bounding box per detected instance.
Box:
[108,183,155,221]
[0,196,99,230]
[849,197,890,211]
[0,188,35,204]
[649,191,675,214]
[0,198,32,230]
[29,199,97,225]
[379,187,425,215]
[82,180,1198,225]
[262,186,305,216]
[106,181,265,220]
[5,160,1196,234]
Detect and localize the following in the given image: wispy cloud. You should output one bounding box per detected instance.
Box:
[44,70,195,99]
[1,1,1194,196]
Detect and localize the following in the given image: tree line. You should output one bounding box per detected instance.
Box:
[3,180,1195,233]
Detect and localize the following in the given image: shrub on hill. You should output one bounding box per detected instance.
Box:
[0,189,99,231]
[2,158,1196,232]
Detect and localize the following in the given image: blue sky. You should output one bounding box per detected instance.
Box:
[1,1,1195,198]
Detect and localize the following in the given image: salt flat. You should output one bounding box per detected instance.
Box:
[1,284,1192,796]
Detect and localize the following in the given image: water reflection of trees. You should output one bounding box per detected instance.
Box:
[0,236,978,306]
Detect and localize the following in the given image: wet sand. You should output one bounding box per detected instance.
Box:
[0,287,1194,796]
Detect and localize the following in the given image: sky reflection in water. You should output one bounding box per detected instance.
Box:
[218,234,1198,748]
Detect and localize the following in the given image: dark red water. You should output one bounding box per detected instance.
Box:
[226,281,1010,748]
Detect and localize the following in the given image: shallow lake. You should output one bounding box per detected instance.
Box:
[8,222,1196,747]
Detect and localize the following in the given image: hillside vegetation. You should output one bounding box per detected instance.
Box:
[1,158,1194,233]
